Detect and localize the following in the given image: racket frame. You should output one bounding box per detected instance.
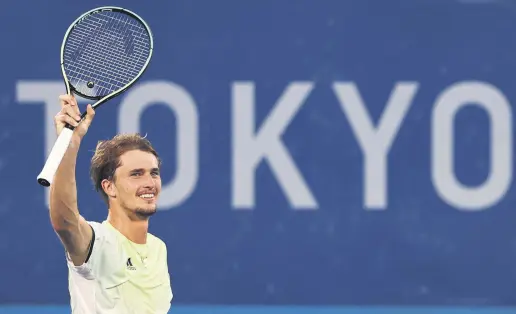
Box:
[37,6,154,187]
[62,6,154,108]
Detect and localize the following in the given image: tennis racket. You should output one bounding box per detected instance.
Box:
[37,6,154,187]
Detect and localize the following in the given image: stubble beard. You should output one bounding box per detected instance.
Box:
[120,198,158,220]
[134,206,157,218]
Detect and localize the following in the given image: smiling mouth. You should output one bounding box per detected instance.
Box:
[138,193,155,200]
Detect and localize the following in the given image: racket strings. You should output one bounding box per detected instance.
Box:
[70,13,148,79]
[63,10,151,98]
[67,13,147,93]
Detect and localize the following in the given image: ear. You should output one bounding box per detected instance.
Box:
[101,178,117,198]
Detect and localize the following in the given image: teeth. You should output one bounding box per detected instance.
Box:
[139,194,154,199]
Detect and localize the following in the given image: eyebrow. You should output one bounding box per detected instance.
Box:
[130,168,160,173]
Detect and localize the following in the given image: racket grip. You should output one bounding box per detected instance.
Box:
[37,127,74,187]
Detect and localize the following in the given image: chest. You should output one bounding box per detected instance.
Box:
[96,243,172,312]
[121,241,169,288]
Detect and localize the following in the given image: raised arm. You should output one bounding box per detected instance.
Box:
[49,94,96,266]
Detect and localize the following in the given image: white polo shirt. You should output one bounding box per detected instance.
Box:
[66,220,173,313]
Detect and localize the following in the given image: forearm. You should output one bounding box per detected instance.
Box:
[49,134,82,232]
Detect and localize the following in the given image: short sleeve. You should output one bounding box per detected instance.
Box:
[66,221,108,280]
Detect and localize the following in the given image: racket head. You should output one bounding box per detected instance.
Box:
[60,6,153,105]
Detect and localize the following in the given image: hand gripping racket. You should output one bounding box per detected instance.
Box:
[37,6,153,187]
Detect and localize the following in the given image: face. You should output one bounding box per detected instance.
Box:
[103,149,161,219]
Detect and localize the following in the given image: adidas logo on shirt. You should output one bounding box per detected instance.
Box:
[126,258,136,271]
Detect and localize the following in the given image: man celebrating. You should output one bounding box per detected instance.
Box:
[49,94,173,313]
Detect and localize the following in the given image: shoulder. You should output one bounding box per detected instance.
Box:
[71,220,120,264]
[147,232,168,253]
[147,232,166,246]
[67,220,128,280]
[65,221,107,279]
[88,221,121,243]
[86,220,107,238]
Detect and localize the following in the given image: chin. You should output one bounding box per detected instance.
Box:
[135,206,157,218]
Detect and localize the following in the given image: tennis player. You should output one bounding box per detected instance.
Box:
[48,94,173,313]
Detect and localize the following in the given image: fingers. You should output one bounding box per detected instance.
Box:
[55,113,80,127]
[56,94,83,127]
[59,94,78,108]
[63,105,82,121]
[86,104,95,117]
[55,95,95,137]
[58,94,81,118]
[81,104,96,127]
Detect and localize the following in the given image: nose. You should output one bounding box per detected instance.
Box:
[143,173,156,188]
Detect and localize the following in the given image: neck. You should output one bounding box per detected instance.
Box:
[107,207,149,244]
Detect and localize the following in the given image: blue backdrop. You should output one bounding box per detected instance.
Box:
[2,0,516,313]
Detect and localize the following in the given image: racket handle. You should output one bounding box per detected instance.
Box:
[37,127,74,187]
